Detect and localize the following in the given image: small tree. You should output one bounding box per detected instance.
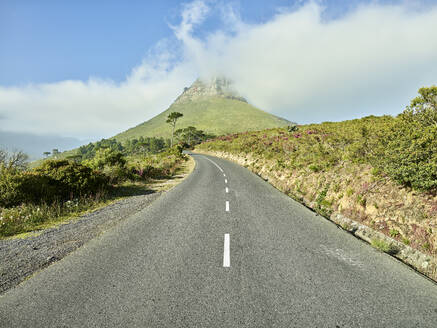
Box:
[382,86,437,191]
[405,85,437,127]
[52,149,60,158]
[0,150,29,170]
[166,112,183,147]
[174,126,213,148]
[7,151,29,170]
[43,151,51,158]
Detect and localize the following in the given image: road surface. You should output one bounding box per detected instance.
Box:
[1,153,437,327]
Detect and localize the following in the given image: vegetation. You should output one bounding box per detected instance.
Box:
[63,136,170,162]
[0,144,187,238]
[114,96,290,141]
[381,86,437,190]
[166,111,184,147]
[196,86,437,258]
[198,86,437,193]
[371,239,399,255]
[175,126,215,148]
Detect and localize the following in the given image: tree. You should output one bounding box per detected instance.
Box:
[1,150,29,170]
[166,112,183,147]
[43,151,51,158]
[381,86,437,191]
[175,126,214,148]
[405,85,437,127]
[52,149,60,158]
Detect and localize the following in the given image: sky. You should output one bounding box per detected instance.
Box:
[1,0,437,144]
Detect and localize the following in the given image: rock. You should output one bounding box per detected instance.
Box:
[175,77,247,104]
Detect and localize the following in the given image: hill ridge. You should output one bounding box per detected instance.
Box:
[114,77,290,141]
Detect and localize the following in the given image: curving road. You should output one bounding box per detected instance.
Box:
[1,153,437,327]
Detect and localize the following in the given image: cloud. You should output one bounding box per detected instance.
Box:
[172,0,210,40]
[1,0,437,139]
[184,1,437,123]
[0,55,196,139]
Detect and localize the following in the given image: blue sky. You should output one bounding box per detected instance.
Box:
[1,0,437,144]
[0,0,417,86]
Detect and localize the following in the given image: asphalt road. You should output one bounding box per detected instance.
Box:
[1,153,437,327]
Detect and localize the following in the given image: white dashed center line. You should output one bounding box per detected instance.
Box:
[203,156,224,172]
[203,156,231,269]
[223,234,230,267]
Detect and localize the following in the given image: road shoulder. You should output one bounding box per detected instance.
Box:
[0,156,195,295]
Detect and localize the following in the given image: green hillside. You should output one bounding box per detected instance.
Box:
[114,96,290,142]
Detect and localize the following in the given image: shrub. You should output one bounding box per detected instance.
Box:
[84,149,128,183]
[0,165,26,207]
[196,86,436,193]
[381,86,437,191]
[85,148,126,169]
[128,145,187,180]
[0,160,108,208]
[33,160,108,200]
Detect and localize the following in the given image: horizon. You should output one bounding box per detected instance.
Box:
[1,0,437,156]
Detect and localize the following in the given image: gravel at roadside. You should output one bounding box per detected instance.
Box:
[0,191,162,295]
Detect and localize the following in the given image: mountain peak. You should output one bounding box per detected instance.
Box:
[175,77,247,104]
[114,76,290,141]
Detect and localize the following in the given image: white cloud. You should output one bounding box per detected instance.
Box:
[0,56,196,139]
[1,0,437,139]
[188,1,437,122]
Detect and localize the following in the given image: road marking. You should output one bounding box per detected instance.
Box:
[225,179,228,184]
[223,234,230,267]
[226,187,229,193]
[226,201,229,212]
[319,245,364,269]
[203,156,224,172]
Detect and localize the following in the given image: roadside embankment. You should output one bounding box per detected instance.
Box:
[195,149,437,281]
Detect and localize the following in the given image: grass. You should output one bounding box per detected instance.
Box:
[389,229,400,238]
[371,239,399,255]
[197,115,396,175]
[0,195,115,238]
[114,96,290,141]
[0,155,193,239]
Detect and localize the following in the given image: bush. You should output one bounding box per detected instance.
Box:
[128,145,187,180]
[0,166,59,207]
[85,148,126,169]
[84,149,129,183]
[197,87,437,193]
[34,160,108,199]
[381,86,437,191]
[0,159,108,208]
[0,165,26,207]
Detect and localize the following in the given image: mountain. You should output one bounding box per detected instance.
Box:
[114,77,290,141]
